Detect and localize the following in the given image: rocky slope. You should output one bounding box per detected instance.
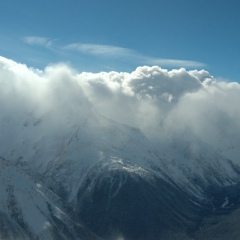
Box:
[0,108,240,239]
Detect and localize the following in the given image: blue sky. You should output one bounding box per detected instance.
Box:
[0,0,240,81]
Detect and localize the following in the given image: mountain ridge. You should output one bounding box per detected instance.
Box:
[1,108,240,239]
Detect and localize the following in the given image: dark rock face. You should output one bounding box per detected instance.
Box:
[76,167,211,240]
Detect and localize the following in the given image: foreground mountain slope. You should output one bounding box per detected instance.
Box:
[1,104,240,239]
[0,157,102,240]
[195,207,240,240]
[0,105,240,239]
[28,112,240,239]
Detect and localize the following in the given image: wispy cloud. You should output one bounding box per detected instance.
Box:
[23,36,53,48]
[65,43,134,57]
[65,43,205,68]
[144,57,205,68]
[22,37,205,68]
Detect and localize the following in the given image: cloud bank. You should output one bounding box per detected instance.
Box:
[0,56,239,161]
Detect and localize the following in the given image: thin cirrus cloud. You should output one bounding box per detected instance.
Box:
[144,57,205,68]
[65,42,205,68]
[23,36,53,48]
[65,43,135,57]
[23,36,205,69]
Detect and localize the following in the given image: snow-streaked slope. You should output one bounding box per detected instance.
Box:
[1,107,240,240]
[38,112,170,203]
[38,113,240,205]
[0,158,101,240]
[1,101,240,203]
[154,133,240,196]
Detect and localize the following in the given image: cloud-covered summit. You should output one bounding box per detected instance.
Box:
[0,56,239,162]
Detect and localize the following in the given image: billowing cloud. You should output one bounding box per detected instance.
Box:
[0,56,239,163]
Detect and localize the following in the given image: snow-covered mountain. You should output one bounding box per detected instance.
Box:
[1,56,240,239]
[1,105,240,239]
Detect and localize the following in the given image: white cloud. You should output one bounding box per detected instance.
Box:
[1,56,239,163]
[76,66,240,158]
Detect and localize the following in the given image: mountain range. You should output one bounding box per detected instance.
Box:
[0,102,240,240]
[1,57,240,239]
